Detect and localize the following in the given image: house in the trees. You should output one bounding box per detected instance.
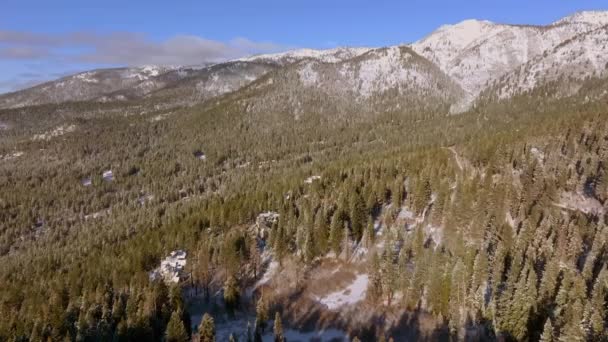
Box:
[254,211,279,239]
[149,250,188,284]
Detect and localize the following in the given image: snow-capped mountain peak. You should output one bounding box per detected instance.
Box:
[553,10,608,26]
[432,19,497,49]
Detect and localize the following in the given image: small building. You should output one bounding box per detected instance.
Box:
[150,250,188,284]
[254,211,279,239]
[194,151,206,161]
[102,170,114,182]
[81,177,92,186]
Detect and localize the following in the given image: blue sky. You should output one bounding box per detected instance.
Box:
[1,0,607,93]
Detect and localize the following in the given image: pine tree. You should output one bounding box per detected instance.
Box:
[349,191,366,241]
[304,226,316,265]
[540,318,555,342]
[256,297,269,333]
[198,313,215,342]
[166,310,189,342]
[313,209,329,255]
[367,252,383,303]
[381,237,397,306]
[273,312,284,342]
[329,211,343,255]
[224,276,240,314]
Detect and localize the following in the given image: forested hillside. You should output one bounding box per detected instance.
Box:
[1,69,608,341]
[2,10,608,342]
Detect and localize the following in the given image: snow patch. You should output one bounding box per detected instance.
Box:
[73,72,99,83]
[32,124,76,141]
[314,273,369,310]
[304,175,322,184]
[298,63,320,87]
[0,151,24,161]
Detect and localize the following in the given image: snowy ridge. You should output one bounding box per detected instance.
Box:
[492,25,608,99]
[554,11,608,26]
[238,47,372,64]
[411,11,608,106]
[294,46,461,100]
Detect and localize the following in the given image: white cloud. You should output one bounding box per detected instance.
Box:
[0,30,287,66]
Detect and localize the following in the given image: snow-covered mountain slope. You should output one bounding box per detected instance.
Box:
[237,47,372,65]
[484,24,608,100]
[411,10,608,104]
[140,61,279,105]
[234,46,464,118]
[0,66,178,109]
[3,10,608,114]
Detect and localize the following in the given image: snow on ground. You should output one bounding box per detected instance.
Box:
[279,328,348,342]
[298,63,320,87]
[138,194,154,205]
[84,209,110,220]
[257,260,278,286]
[32,124,76,141]
[530,147,545,163]
[237,47,371,64]
[304,175,322,184]
[398,207,415,220]
[74,72,99,83]
[505,212,516,228]
[246,252,279,297]
[149,112,173,122]
[314,273,369,310]
[555,191,604,215]
[189,315,349,342]
[0,151,24,161]
[149,250,187,284]
[425,225,443,249]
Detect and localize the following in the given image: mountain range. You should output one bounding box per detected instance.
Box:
[1,11,607,114]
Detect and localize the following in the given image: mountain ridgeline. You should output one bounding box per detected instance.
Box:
[1,10,608,342]
[2,11,608,114]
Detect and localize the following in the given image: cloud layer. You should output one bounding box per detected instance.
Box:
[0,30,287,93]
[0,30,285,66]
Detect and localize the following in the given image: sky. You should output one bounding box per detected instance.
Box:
[1,0,607,93]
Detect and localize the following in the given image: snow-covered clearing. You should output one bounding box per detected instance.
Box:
[189,316,349,342]
[0,151,24,161]
[32,124,76,141]
[304,175,322,184]
[314,273,369,310]
[554,192,604,215]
